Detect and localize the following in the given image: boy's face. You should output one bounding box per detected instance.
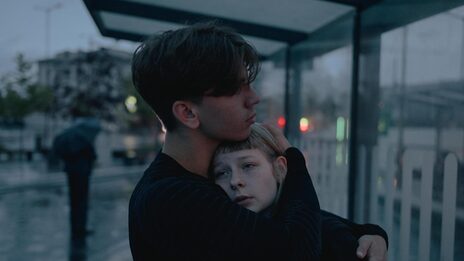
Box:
[212,149,278,212]
[196,82,259,142]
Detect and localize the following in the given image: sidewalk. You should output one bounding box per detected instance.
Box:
[0,161,146,261]
[0,163,146,194]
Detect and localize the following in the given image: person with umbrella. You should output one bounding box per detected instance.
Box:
[53,117,101,251]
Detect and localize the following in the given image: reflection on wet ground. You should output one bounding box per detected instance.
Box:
[0,164,142,261]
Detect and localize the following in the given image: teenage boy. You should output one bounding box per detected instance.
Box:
[129,22,387,261]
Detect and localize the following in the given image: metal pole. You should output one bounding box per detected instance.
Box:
[35,2,62,59]
[284,45,291,137]
[34,2,62,159]
[348,9,361,221]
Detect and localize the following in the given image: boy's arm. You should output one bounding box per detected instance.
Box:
[273,147,322,259]
[320,210,388,261]
[264,123,387,261]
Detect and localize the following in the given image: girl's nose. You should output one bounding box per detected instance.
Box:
[230,174,245,190]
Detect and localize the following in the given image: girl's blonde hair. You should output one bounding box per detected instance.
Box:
[212,123,286,183]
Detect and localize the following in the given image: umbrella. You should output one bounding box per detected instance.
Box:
[53,117,101,160]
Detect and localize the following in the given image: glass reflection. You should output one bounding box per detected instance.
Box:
[360,3,464,260]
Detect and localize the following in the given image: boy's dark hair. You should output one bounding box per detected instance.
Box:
[132,22,260,131]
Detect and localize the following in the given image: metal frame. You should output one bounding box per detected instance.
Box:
[348,9,361,220]
[83,0,309,44]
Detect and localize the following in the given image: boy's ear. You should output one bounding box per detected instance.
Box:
[273,156,288,182]
[172,101,200,129]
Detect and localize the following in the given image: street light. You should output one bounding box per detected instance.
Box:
[34,2,63,58]
[34,2,63,153]
[125,96,138,113]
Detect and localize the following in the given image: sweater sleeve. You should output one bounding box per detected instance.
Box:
[320,210,389,261]
[134,147,321,261]
[273,147,321,260]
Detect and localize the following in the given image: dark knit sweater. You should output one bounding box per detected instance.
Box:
[129,147,388,260]
[320,210,388,261]
[129,147,321,260]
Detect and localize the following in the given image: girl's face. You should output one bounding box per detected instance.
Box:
[212,149,278,212]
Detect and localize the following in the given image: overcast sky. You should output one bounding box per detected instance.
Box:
[0,0,137,75]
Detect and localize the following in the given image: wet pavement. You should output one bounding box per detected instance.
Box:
[0,160,146,261]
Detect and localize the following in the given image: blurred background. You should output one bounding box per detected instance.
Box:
[0,0,463,260]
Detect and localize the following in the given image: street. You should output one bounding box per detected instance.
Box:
[0,161,144,261]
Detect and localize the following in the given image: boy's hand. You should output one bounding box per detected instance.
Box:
[262,123,291,150]
[356,235,387,261]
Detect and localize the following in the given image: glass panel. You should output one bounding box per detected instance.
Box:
[359,2,464,260]
[286,13,354,218]
[255,48,287,127]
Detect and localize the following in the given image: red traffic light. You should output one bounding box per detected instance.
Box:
[277,116,286,129]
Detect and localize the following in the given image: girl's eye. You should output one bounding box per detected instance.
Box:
[214,170,229,179]
[242,163,256,170]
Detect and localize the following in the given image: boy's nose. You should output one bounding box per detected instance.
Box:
[246,87,260,108]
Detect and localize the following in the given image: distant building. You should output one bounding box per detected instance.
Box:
[0,48,136,163]
[37,48,132,119]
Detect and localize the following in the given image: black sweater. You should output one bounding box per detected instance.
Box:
[129,147,320,260]
[129,148,387,260]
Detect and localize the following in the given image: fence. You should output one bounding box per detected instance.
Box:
[304,138,349,217]
[306,138,462,261]
[377,148,461,261]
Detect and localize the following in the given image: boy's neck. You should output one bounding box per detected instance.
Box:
[162,129,220,178]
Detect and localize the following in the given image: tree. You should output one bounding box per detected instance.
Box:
[0,53,54,125]
[48,49,129,121]
[0,88,30,124]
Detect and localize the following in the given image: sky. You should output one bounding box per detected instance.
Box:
[0,0,137,76]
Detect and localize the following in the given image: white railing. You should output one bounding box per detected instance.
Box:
[305,138,461,261]
[400,149,458,261]
[304,139,349,218]
[374,147,460,261]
